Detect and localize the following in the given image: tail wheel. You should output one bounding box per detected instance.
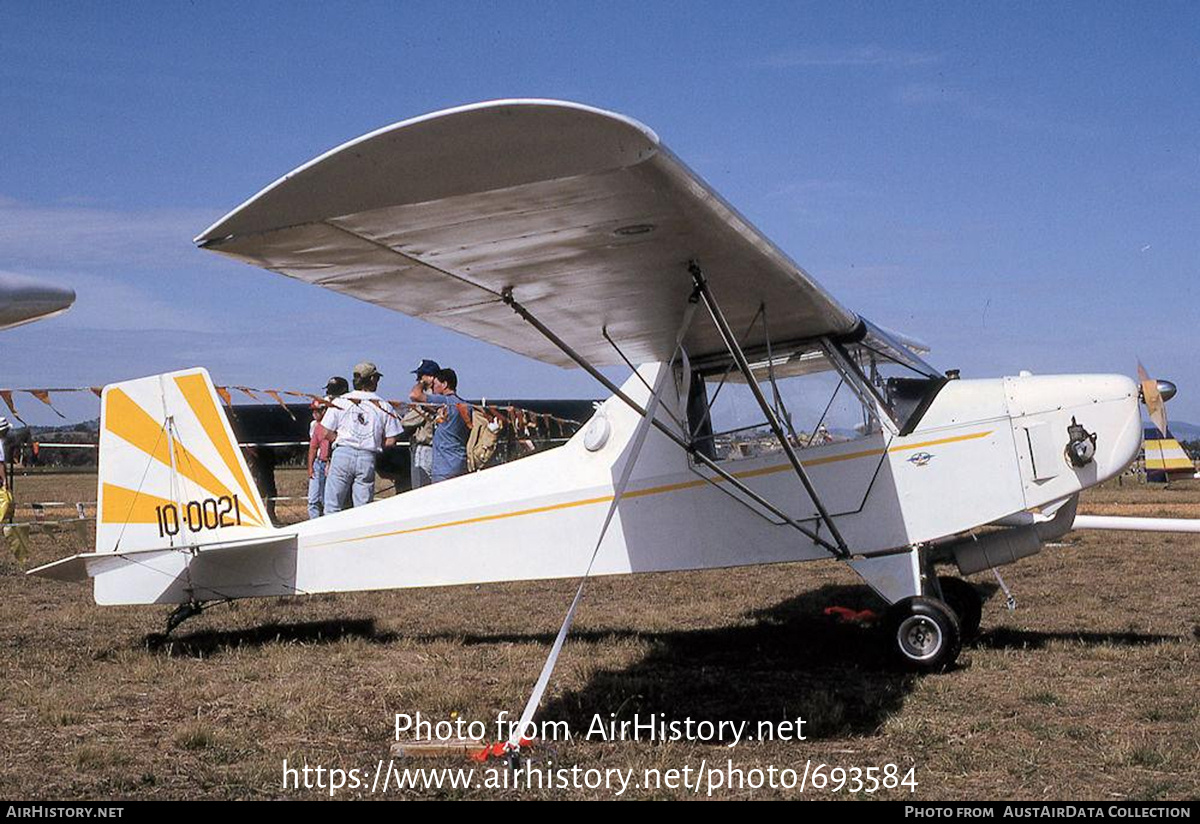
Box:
[937,575,983,642]
[884,596,962,673]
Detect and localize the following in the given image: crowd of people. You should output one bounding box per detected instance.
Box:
[306,358,470,519]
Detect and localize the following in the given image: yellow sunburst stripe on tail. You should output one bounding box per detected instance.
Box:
[100,483,174,525]
[173,373,266,525]
[104,388,263,527]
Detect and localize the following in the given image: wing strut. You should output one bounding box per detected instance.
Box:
[502,315,691,758]
[689,262,850,557]
[500,283,847,559]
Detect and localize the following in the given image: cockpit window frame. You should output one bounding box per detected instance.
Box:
[827,322,947,436]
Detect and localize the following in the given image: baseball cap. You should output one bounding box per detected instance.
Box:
[413,358,441,377]
[325,376,350,396]
[353,362,382,380]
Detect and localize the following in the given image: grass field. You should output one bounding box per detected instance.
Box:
[1,469,1196,800]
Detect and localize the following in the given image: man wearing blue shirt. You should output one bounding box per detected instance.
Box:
[410,368,469,483]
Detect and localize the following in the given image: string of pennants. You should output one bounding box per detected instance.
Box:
[0,387,102,423]
[0,384,585,436]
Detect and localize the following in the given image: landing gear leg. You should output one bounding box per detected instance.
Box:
[850,546,963,672]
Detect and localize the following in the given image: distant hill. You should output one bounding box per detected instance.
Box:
[27,418,99,437]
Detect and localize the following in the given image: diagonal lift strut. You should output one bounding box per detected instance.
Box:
[500,284,847,559]
[689,261,850,558]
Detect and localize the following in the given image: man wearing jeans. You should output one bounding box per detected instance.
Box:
[306,377,349,518]
[404,358,440,490]
[321,362,401,514]
[307,400,331,519]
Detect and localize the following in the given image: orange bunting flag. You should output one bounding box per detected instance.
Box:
[29,390,66,419]
[368,398,402,421]
[90,387,103,398]
[233,386,260,401]
[215,386,233,407]
[0,391,26,425]
[263,390,297,421]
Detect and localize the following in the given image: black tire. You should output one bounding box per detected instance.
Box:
[937,576,983,642]
[884,596,962,673]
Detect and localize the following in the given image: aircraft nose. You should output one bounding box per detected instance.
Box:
[1089,375,1143,480]
[1005,372,1142,484]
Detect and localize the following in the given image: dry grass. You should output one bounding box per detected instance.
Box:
[0,471,1196,800]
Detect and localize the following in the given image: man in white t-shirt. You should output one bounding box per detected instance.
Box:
[321,362,402,514]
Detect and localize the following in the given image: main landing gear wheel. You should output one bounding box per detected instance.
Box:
[936,576,983,642]
[884,596,962,673]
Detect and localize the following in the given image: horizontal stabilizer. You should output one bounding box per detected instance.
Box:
[28,533,298,590]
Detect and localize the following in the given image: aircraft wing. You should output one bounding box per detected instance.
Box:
[0,272,75,331]
[195,99,860,368]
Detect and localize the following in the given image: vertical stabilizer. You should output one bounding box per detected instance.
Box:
[96,368,274,553]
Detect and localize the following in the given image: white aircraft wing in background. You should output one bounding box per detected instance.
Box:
[0,271,75,331]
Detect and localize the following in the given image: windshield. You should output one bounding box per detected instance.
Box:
[834,321,946,435]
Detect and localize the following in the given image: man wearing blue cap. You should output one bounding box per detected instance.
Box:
[404,359,440,490]
[410,367,469,483]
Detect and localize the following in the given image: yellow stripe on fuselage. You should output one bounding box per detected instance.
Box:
[307,428,994,548]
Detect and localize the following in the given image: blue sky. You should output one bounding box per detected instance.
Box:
[2,2,1197,425]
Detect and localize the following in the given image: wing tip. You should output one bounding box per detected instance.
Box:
[194,99,660,244]
[27,553,92,582]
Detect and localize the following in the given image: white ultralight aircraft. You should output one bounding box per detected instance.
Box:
[29,100,1196,671]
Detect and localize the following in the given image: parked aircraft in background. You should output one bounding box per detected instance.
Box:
[0,272,74,331]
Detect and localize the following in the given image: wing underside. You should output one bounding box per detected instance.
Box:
[196,100,859,368]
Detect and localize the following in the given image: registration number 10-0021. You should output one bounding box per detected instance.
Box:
[155,495,243,538]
